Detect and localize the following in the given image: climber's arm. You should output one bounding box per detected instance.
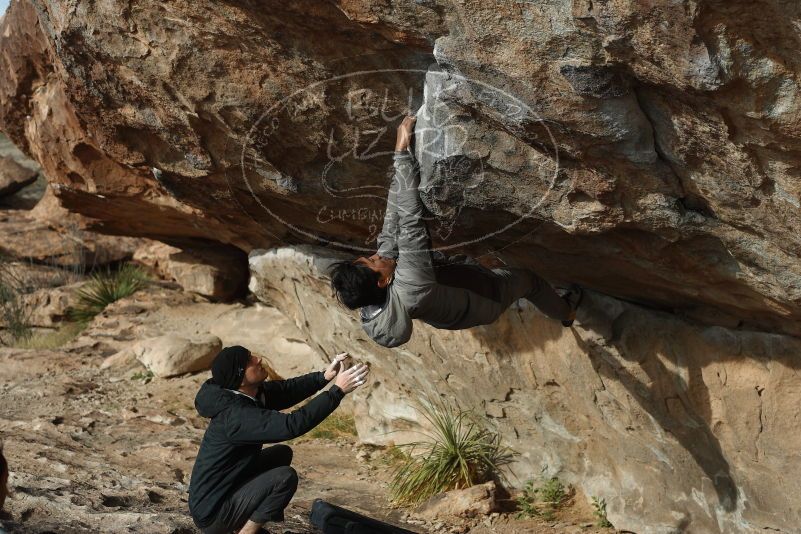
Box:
[376,176,399,260]
[376,114,414,260]
[393,149,436,289]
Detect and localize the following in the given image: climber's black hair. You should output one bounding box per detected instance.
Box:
[329,261,387,310]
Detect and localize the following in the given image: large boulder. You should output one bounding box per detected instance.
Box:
[249,245,801,534]
[0,156,37,198]
[132,333,222,378]
[133,242,248,301]
[202,303,327,378]
[0,0,799,336]
[0,210,143,268]
[415,481,502,520]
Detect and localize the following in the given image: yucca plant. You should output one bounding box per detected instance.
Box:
[390,398,516,506]
[0,258,32,344]
[70,263,148,322]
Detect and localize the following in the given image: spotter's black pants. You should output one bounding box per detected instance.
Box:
[201,444,298,534]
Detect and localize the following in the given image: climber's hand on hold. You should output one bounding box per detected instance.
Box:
[477,255,506,269]
[395,115,416,152]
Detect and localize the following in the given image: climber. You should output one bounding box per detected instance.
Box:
[188,347,368,534]
[329,115,582,348]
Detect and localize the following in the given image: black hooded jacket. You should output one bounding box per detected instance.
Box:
[188,371,345,528]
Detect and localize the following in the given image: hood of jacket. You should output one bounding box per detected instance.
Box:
[361,285,413,348]
[195,379,243,418]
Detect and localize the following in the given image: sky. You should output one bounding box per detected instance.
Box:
[0,0,8,17]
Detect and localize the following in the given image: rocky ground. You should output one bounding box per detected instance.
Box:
[0,338,407,534]
[0,180,611,533]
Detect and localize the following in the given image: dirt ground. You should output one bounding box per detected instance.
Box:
[0,342,402,533]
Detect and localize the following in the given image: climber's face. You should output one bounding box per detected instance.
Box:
[354,253,396,288]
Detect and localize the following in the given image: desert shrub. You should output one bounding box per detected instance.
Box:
[592,496,613,528]
[13,322,86,350]
[70,263,148,322]
[0,284,31,344]
[131,370,154,384]
[307,413,358,440]
[390,399,516,506]
[516,476,569,521]
[0,259,32,344]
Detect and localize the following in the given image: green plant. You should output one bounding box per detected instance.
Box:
[0,260,32,344]
[13,321,86,349]
[539,477,567,505]
[389,398,516,506]
[516,477,569,521]
[592,496,613,528]
[381,444,411,469]
[130,370,154,384]
[307,413,358,440]
[516,480,539,519]
[70,263,148,322]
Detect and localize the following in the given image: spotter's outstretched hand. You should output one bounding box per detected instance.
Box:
[334,363,370,394]
[324,352,350,381]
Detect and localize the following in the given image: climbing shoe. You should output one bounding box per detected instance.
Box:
[560,285,583,327]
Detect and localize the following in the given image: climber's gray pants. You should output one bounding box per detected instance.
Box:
[432,264,571,328]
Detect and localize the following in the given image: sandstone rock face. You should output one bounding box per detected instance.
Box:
[202,304,327,378]
[132,333,222,378]
[133,241,248,301]
[0,210,143,268]
[0,132,38,194]
[416,481,502,520]
[0,156,36,198]
[81,282,326,379]
[20,283,82,327]
[1,0,799,336]
[250,246,801,534]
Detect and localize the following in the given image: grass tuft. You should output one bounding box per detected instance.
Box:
[131,369,154,384]
[0,259,32,344]
[380,444,411,469]
[13,322,86,350]
[305,413,358,441]
[389,398,516,506]
[516,476,569,521]
[69,263,148,322]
